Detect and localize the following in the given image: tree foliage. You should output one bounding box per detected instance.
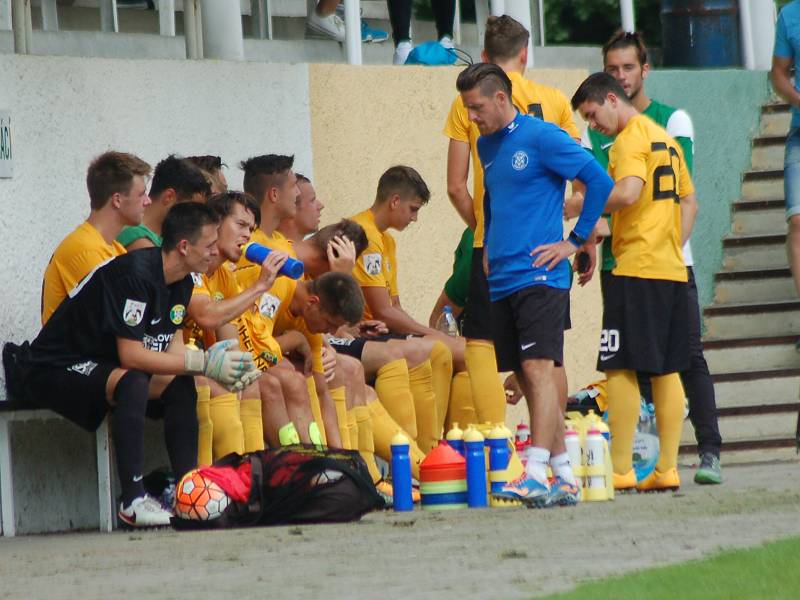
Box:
[543,0,663,46]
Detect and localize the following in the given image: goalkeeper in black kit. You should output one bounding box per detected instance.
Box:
[3,203,261,527]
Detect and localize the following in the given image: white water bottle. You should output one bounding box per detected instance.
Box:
[436,305,459,336]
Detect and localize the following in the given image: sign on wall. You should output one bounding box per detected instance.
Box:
[0,112,12,178]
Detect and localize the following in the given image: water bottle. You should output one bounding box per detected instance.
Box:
[445,422,465,457]
[584,426,609,501]
[632,398,660,482]
[487,425,511,496]
[464,427,488,508]
[436,305,459,336]
[243,242,305,280]
[390,431,414,512]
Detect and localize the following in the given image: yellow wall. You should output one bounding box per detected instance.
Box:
[308,65,603,403]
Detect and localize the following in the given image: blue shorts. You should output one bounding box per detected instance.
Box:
[785,127,800,220]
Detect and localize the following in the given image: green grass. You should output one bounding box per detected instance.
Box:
[542,536,800,600]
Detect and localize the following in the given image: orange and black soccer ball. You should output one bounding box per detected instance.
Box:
[174,470,231,521]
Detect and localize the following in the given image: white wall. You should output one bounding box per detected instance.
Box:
[0,54,314,380]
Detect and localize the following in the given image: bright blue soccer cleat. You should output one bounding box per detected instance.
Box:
[492,473,550,507]
[544,476,580,507]
[361,20,388,43]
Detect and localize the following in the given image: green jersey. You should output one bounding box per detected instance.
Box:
[582,99,695,271]
[117,224,162,249]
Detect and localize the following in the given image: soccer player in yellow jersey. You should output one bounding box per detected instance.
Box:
[41,151,151,324]
[443,15,587,427]
[572,72,699,492]
[184,191,307,463]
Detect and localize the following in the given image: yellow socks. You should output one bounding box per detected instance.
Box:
[330,385,349,449]
[651,373,686,473]
[208,392,244,461]
[445,371,476,432]
[464,339,506,424]
[606,369,640,475]
[278,422,301,446]
[346,409,358,451]
[355,406,382,484]
[367,398,426,480]
[306,376,328,446]
[240,397,265,453]
[408,360,439,452]
[196,384,212,466]
[375,358,417,440]
[429,341,453,437]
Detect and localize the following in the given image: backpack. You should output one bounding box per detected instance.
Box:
[172,445,385,530]
[405,41,472,66]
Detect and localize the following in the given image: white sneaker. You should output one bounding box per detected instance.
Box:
[306,12,346,43]
[439,36,454,50]
[118,495,172,528]
[393,40,413,65]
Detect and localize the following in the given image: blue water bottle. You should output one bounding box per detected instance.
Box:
[445,422,465,457]
[487,425,511,495]
[244,242,305,279]
[390,431,414,512]
[464,427,488,508]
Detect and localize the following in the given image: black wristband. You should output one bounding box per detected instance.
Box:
[568,231,586,247]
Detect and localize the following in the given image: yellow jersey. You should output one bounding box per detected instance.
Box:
[42,221,127,324]
[443,71,580,247]
[183,262,242,350]
[609,114,694,283]
[350,209,398,320]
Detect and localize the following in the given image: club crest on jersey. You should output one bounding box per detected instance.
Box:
[123,299,146,326]
[213,292,224,302]
[170,304,186,325]
[191,272,204,288]
[364,253,382,276]
[259,293,281,319]
[511,150,529,171]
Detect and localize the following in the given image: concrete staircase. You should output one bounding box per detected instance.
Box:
[684,102,800,464]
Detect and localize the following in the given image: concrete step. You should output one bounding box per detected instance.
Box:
[711,369,800,410]
[704,335,799,373]
[713,267,793,303]
[751,135,786,172]
[703,298,800,340]
[720,232,786,270]
[731,204,786,235]
[679,408,798,445]
[741,170,784,202]
[760,103,791,136]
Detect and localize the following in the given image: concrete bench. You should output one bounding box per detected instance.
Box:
[0,409,113,537]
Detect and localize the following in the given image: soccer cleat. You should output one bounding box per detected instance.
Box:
[613,469,637,491]
[492,473,550,507]
[694,453,722,485]
[545,476,580,507]
[636,467,680,492]
[118,495,172,528]
[306,12,346,43]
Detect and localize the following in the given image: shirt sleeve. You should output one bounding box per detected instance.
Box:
[537,123,593,181]
[775,12,793,59]
[101,275,153,342]
[353,238,388,288]
[580,128,592,150]
[666,110,695,174]
[443,96,471,142]
[609,127,649,183]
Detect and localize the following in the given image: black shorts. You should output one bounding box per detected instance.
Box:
[490,285,569,372]
[597,274,689,375]
[461,246,493,340]
[23,359,118,432]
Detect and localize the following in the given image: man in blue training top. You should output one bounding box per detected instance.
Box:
[455,63,612,507]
